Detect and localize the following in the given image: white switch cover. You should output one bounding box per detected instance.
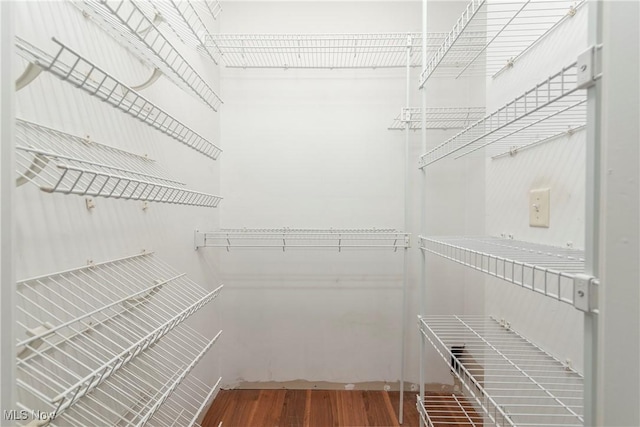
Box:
[529,188,550,227]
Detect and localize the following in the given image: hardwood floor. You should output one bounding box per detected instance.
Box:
[202,390,469,427]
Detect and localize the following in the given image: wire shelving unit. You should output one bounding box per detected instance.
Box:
[79,0,223,111]
[419,236,586,307]
[419,62,587,167]
[419,315,584,427]
[146,376,221,427]
[416,394,484,427]
[418,0,585,86]
[15,119,222,207]
[137,0,222,65]
[195,228,411,251]
[205,33,451,69]
[15,37,222,161]
[15,252,223,424]
[388,107,485,131]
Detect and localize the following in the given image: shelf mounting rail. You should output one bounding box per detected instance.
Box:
[15,36,222,161]
[15,119,222,207]
[79,0,223,111]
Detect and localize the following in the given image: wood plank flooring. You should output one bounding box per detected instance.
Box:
[202,390,474,427]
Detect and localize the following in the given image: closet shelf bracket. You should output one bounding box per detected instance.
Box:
[573,275,599,313]
[130,67,163,91]
[15,62,43,91]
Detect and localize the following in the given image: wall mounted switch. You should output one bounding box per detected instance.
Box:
[529,188,550,227]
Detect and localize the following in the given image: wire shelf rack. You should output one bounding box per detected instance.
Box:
[419,0,585,86]
[15,119,222,207]
[420,236,585,307]
[137,0,222,64]
[195,228,411,251]
[15,251,222,423]
[147,376,221,427]
[416,394,485,427]
[419,62,587,167]
[419,315,584,427]
[388,107,486,131]
[205,33,449,69]
[79,0,223,111]
[15,36,222,161]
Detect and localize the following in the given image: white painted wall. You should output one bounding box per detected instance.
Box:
[217,0,486,388]
[13,0,223,415]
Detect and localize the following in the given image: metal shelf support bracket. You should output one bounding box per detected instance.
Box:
[574,274,599,313]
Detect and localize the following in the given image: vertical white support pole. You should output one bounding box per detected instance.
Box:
[399,33,412,426]
[0,0,16,422]
[584,1,602,425]
[419,1,427,426]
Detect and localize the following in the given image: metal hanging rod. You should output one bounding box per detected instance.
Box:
[78,0,223,111]
[15,36,222,161]
[419,315,584,427]
[146,376,221,427]
[15,252,222,424]
[419,236,586,307]
[15,119,222,207]
[205,33,450,69]
[416,394,484,427]
[194,228,411,251]
[135,0,222,65]
[419,0,586,86]
[388,107,485,131]
[419,62,587,167]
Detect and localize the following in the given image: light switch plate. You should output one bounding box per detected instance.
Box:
[529,188,550,228]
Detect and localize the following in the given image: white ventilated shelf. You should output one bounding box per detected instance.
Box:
[416,394,484,427]
[146,376,221,427]
[15,119,222,207]
[389,107,485,131]
[15,252,222,424]
[419,0,585,85]
[420,236,584,306]
[15,37,222,161]
[195,228,411,250]
[419,62,586,167]
[137,0,222,64]
[205,33,448,69]
[79,0,223,111]
[419,316,584,427]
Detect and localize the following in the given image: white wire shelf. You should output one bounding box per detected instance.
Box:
[195,228,411,251]
[79,0,223,111]
[419,62,587,167]
[15,251,222,423]
[137,0,222,64]
[419,315,584,427]
[419,0,585,86]
[420,236,585,307]
[205,33,449,69]
[15,36,222,161]
[416,394,485,427]
[147,376,221,427]
[15,119,222,207]
[388,107,485,131]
